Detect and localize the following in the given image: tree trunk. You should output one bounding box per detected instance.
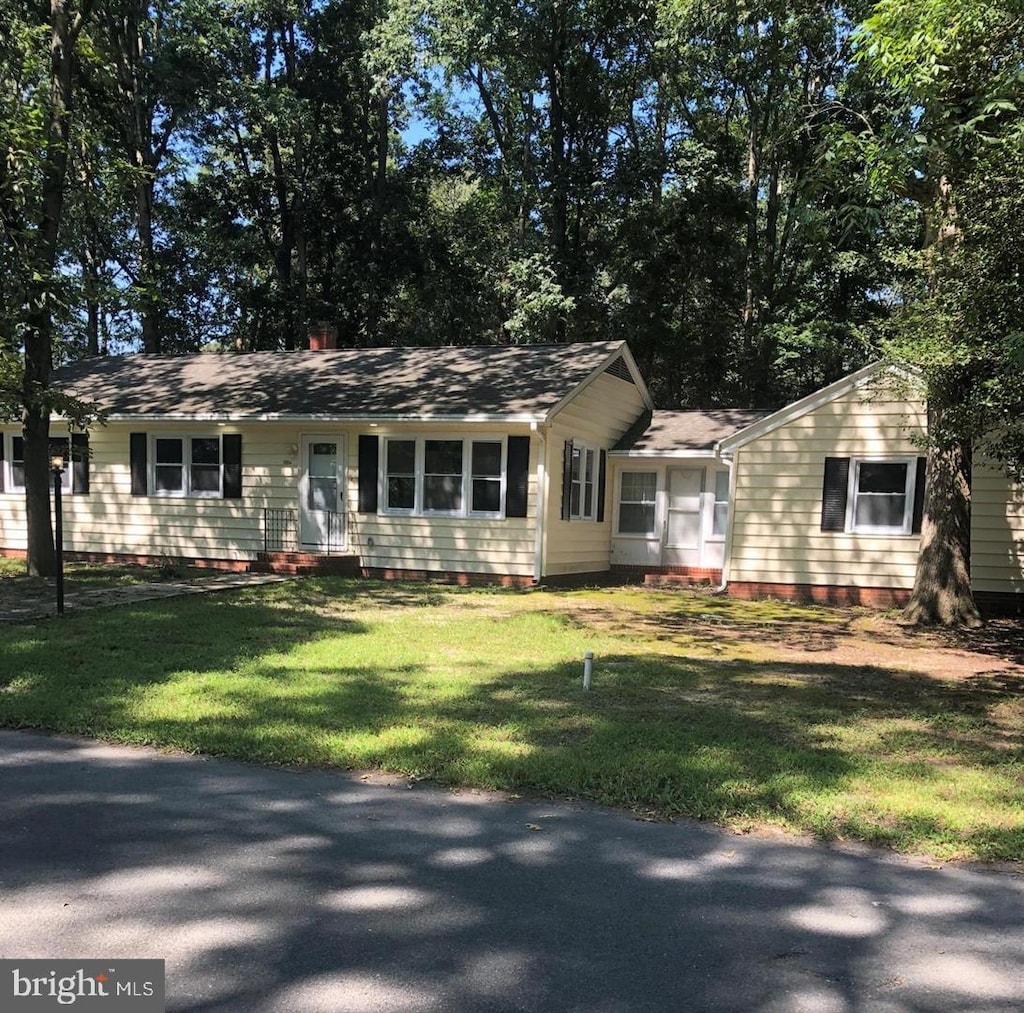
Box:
[22,0,89,577]
[82,233,100,356]
[22,406,55,577]
[136,172,160,352]
[903,435,982,627]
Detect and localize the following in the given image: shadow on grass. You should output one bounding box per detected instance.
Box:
[0,584,1020,860]
[0,592,370,740]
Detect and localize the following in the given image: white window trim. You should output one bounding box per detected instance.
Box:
[381,436,417,515]
[379,434,508,519]
[468,438,507,519]
[706,468,730,543]
[570,443,598,521]
[614,469,659,538]
[3,432,72,494]
[150,434,225,499]
[845,456,917,535]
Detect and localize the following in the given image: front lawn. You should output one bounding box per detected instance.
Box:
[0,579,1021,862]
[0,557,208,587]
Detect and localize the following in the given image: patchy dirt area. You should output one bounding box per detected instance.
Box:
[549,588,1024,686]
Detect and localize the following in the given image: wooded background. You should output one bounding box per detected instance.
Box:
[9,0,1004,411]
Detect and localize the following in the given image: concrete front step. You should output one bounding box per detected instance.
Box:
[644,571,722,588]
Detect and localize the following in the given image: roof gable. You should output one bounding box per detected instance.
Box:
[53,341,635,422]
[717,362,905,454]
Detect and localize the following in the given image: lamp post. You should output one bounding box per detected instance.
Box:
[50,454,65,615]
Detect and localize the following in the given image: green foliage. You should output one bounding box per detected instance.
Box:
[856,0,1024,464]
[6,0,1015,419]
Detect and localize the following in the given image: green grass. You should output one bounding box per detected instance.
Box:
[0,557,209,588]
[0,578,1021,862]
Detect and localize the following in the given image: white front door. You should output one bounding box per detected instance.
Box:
[663,467,704,567]
[299,435,345,551]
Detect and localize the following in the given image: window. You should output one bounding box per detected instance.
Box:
[423,439,464,513]
[10,436,25,490]
[471,441,502,514]
[7,435,71,493]
[155,438,184,493]
[385,439,416,511]
[617,472,657,535]
[711,470,729,537]
[570,445,597,520]
[381,436,507,517]
[153,436,222,497]
[848,459,915,534]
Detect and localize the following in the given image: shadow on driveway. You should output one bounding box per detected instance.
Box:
[0,730,1021,1013]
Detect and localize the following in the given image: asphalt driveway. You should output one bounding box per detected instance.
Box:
[0,729,1020,1012]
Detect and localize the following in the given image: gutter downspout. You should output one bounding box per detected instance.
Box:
[715,447,736,594]
[532,422,547,585]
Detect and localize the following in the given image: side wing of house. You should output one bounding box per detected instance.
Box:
[541,357,652,578]
[971,464,1024,607]
[725,373,928,605]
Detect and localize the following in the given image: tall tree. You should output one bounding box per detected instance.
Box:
[659,0,892,403]
[1,0,99,576]
[856,0,1024,625]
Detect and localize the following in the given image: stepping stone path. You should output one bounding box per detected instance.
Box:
[0,571,292,623]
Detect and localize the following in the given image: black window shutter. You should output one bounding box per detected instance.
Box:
[71,433,89,495]
[911,456,927,533]
[130,433,148,496]
[505,436,530,518]
[596,449,607,522]
[0,433,5,493]
[820,457,850,532]
[358,435,379,513]
[560,440,574,521]
[223,434,243,499]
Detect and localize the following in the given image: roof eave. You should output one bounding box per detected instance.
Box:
[66,411,546,425]
[607,448,719,459]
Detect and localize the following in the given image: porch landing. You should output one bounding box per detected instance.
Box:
[249,551,361,577]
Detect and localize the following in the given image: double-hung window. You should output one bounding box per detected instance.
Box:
[710,470,729,537]
[382,436,506,517]
[848,458,915,534]
[617,472,657,535]
[6,435,72,493]
[385,439,416,511]
[570,445,597,520]
[153,436,223,497]
[423,439,464,513]
[471,441,503,514]
[10,436,26,491]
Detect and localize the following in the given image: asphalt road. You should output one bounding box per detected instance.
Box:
[0,729,1021,1013]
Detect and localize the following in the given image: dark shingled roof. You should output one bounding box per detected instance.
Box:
[612,409,772,453]
[53,341,628,419]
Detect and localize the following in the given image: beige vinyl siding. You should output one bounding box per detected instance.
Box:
[349,423,537,577]
[728,387,927,589]
[0,421,539,575]
[971,465,1024,594]
[1,422,301,560]
[543,371,648,576]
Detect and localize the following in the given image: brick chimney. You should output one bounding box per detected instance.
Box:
[308,321,338,350]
